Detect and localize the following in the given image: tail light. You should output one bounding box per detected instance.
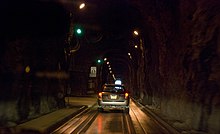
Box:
[125,93,129,99]
[98,92,102,98]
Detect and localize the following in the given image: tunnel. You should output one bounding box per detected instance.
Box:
[0,0,220,133]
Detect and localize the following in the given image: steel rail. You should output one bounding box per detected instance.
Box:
[131,98,181,134]
[122,112,136,134]
[51,105,96,134]
[72,110,98,134]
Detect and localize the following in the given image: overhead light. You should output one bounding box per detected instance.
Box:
[79,3,85,9]
[133,30,139,36]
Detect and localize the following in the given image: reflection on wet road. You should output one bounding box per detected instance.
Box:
[85,100,170,134]
[53,99,172,134]
[85,112,125,134]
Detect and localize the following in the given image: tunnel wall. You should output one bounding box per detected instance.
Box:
[133,0,220,133]
[0,0,69,126]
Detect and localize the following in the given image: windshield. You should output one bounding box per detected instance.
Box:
[103,85,125,93]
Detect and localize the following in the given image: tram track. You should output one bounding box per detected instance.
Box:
[51,107,137,134]
[51,106,98,134]
[51,99,179,134]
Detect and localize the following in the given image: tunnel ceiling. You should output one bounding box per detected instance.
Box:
[56,0,140,79]
[1,0,143,80]
[81,0,143,79]
[76,2,142,41]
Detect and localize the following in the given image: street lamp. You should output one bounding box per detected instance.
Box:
[79,3,85,9]
[135,45,138,48]
[133,30,139,36]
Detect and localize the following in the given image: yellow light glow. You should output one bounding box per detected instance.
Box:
[79,3,85,9]
[125,93,129,97]
[25,66,30,73]
[98,92,102,98]
[135,45,138,48]
[133,30,139,36]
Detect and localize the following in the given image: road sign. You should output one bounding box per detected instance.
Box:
[89,66,96,77]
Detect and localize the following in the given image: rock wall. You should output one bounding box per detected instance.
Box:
[0,0,69,126]
[133,0,220,133]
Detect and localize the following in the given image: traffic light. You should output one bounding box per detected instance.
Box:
[76,28,82,34]
[97,59,101,63]
[74,25,84,37]
[97,59,103,64]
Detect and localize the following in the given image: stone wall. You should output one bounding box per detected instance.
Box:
[133,0,220,133]
[0,0,69,126]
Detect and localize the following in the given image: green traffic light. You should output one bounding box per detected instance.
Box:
[74,25,84,37]
[76,29,82,34]
[96,59,104,64]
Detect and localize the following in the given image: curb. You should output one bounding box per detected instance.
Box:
[15,106,88,134]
